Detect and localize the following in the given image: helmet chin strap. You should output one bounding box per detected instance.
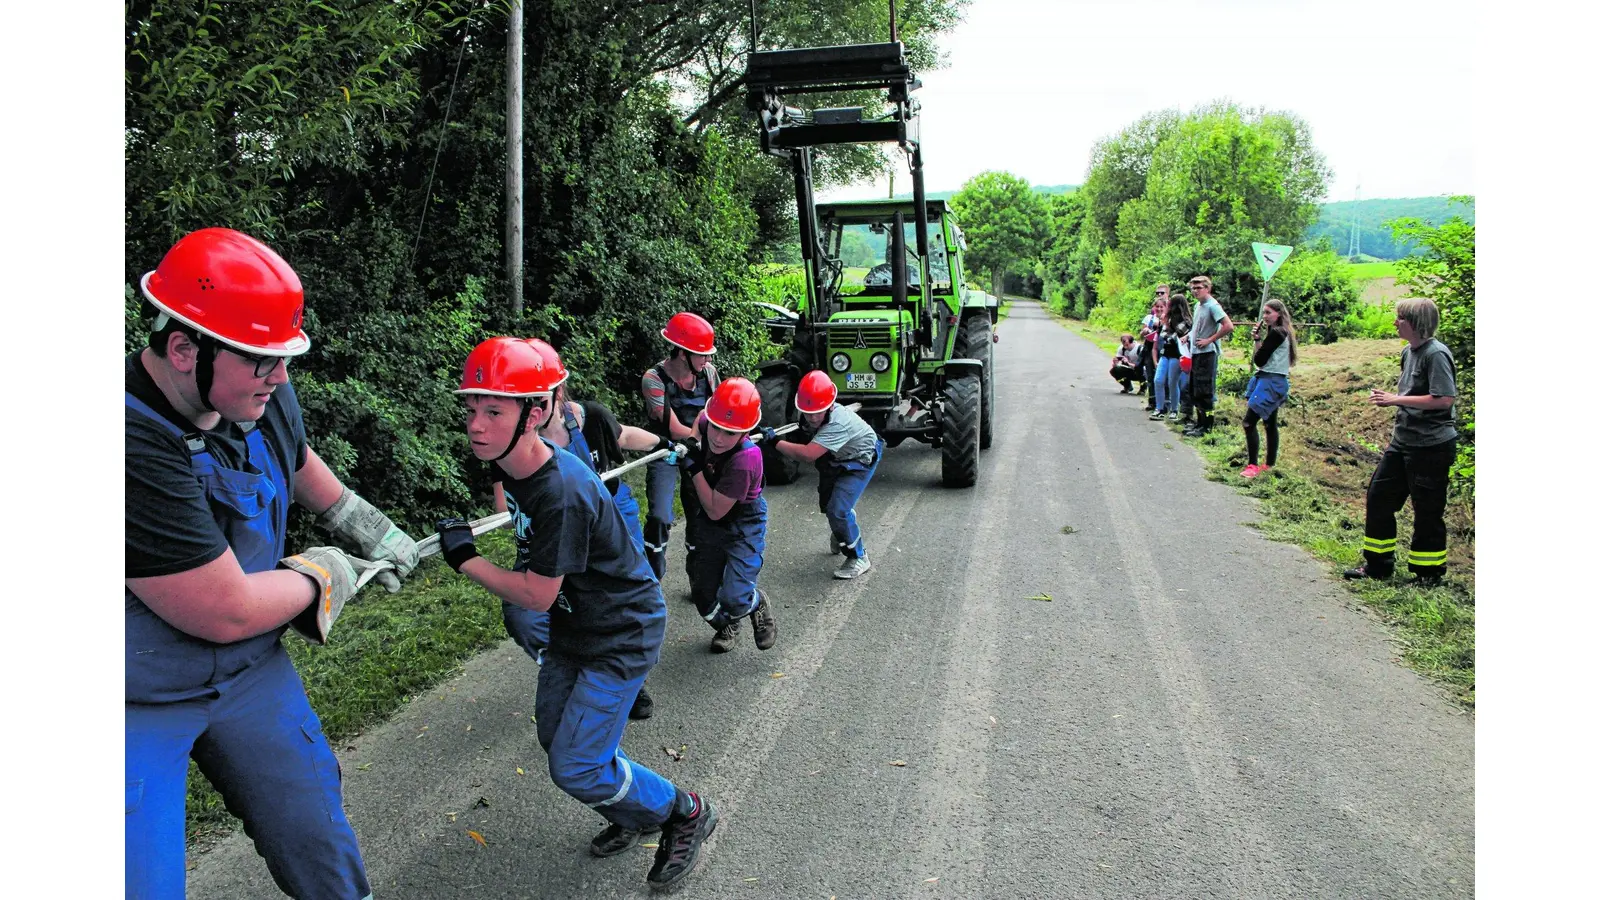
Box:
[493,399,541,462]
[194,337,219,412]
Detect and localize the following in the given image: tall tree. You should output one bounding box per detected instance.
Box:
[950,171,1048,295]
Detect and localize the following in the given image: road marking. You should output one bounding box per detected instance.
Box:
[1072,394,1289,895]
[697,487,921,854]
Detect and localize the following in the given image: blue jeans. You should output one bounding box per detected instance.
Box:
[816,439,883,558]
[1154,357,1181,413]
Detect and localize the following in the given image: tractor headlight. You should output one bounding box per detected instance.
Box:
[830,352,851,372]
[870,352,891,373]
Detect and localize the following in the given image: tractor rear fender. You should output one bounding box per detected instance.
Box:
[938,358,984,382]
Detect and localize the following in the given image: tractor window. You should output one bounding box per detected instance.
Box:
[826,219,950,295]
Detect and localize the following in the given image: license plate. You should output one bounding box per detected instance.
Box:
[846,373,877,390]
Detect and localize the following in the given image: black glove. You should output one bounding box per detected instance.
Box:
[677,437,704,476]
[436,517,481,572]
[758,426,779,445]
[652,434,674,454]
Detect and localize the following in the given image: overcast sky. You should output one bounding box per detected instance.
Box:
[823,0,1474,203]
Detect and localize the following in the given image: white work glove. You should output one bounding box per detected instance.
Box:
[282,546,360,645]
[317,488,419,593]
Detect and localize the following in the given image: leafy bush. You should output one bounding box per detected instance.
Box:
[1340,300,1396,340]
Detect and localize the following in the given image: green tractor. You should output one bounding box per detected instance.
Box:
[744,40,997,488]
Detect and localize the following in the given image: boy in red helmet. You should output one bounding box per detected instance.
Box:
[639,312,721,583]
[125,228,421,899]
[678,377,779,652]
[769,370,884,579]
[434,338,716,888]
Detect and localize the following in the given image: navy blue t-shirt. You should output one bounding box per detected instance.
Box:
[501,439,665,670]
[125,352,307,578]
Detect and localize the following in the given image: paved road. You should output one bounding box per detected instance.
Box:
[192,300,1473,899]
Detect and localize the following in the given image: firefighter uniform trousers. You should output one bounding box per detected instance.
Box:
[125,393,369,900]
[683,487,767,629]
[1361,440,1458,577]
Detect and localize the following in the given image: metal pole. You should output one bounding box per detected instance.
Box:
[506,0,524,318]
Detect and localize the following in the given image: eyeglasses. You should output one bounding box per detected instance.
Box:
[227,346,288,378]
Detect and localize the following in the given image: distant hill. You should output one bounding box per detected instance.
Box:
[1305,196,1474,260]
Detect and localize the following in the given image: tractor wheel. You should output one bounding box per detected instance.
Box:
[756,371,801,485]
[940,372,981,488]
[957,314,996,449]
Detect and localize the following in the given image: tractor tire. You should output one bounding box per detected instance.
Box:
[956,314,996,449]
[940,372,981,488]
[756,371,801,485]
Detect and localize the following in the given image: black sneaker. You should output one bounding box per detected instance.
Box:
[750,590,777,651]
[1343,564,1391,581]
[1182,426,1206,438]
[629,685,654,720]
[647,794,718,889]
[710,622,739,653]
[590,822,660,858]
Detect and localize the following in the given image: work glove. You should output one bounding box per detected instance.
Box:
[678,437,706,477]
[757,426,779,445]
[282,546,360,645]
[652,434,675,454]
[317,488,419,593]
[436,517,482,572]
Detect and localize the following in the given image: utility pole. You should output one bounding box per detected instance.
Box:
[1347,181,1361,260]
[506,0,524,317]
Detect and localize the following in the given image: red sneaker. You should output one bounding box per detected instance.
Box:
[1241,464,1262,478]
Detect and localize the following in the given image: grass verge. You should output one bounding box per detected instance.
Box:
[1059,316,1475,707]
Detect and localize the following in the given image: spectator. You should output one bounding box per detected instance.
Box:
[1138,287,1168,409]
[1343,298,1459,586]
[1183,275,1234,437]
[1240,298,1298,478]
[1152,295,1191,421]
[1110,333,1140,393]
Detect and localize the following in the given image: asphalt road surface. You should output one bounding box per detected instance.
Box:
[191,300,1474,899]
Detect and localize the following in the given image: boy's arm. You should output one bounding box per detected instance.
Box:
[459,557,562,612]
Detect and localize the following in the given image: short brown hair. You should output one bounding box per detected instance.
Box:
[1120,332,1134,343]
[1187,275,1213,290]
[1396,298,1440,342]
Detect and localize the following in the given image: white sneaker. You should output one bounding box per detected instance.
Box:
[833,555,871,580]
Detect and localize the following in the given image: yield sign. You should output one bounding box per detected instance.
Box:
[1251,242,1294,281]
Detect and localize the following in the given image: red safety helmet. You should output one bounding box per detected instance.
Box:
[456,337,567,398]
[140,227,310,357]
[795,369,838,414]
[661,312,716,355]
[1180,356,1193,373]
[523,338,571,391]
[705,377,761,432]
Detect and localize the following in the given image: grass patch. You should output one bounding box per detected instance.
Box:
[998,299,1013,322]
[1062,322,1475,706]
[1345,260,1399,280]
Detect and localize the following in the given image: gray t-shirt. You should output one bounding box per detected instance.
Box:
[809,403,880,465]
[1191,297,1227,355]
[1391,339,1458,449]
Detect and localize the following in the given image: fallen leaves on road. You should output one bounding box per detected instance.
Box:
[925,876,940,883]
[1027,593,1053,602]
[770,672,785,679]
[466,830,487,847]
[890,760,907,767]
[356,763,372,771]
[446,812,458,823]
[473,797,490,808]
[1060,525,1077,535]
[516,767,526,776]
[744,877,760,882]
[664,745,687,761]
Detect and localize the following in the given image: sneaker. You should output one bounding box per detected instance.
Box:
[1119,385,1133,394]
[590,822,660,858]
[1148,410,1165,420]
[1240,464,1262,478]
[1182,426,1206,438]
[709,622,739,653]
[749,590,777,651]
[1342,564,1391,581]
[629,685,654,721]
[1166,411,1179,421]
[833,554,871,580]
[647,794,718,888]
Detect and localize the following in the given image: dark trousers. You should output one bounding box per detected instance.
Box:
[1109,364,1139,390]
[1138,345,1156,403]
[1189,352,1218,427]
[1361,440,1457,576]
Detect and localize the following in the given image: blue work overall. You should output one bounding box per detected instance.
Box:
[643,364,713,580]
[124,394,369,900]
[682,440,767,629]
[816,437,884,560]
[503,405,647,662]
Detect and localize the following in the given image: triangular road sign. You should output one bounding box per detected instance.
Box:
[1252,242,1295,281]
